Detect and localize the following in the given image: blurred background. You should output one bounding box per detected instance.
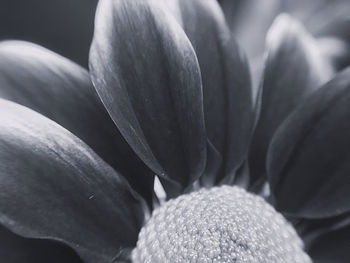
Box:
[1,0,349,70]
[0,0,98,68]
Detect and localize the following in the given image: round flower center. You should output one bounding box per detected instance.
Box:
[132,186,311,263]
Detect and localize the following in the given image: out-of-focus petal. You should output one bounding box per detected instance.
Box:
[249,14,334,185]
[0,41,154,204]
[317,19,350,70]
[89,0,207,189]
[217,0,244,30]
[168,0,253,183]
[284,0,350,36]
[0,99,146,263]
[0,0,98,67]
[219,0,281,62]
[267,68,350,218]
[0,225,83,263]
[219,0,350,64]
[307,223,350,263]
[318,36,350,70]
[294,211,350,245]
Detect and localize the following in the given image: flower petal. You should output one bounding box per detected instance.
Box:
[318,36,350,71]
[89,0,206,188]
[267,68,350,218]
[249,14,334,185]
[169,0,253,182]
[284,0,350,36]
[0,225,83,263]
[307,223,350,263]
[294,211,350,244]
[0,99,146,263]
[0,41,154,204]
[317,19,350,70]
[217,0,245,30]
[219,0,281,61]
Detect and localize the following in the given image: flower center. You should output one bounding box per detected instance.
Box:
[132,186,311,263]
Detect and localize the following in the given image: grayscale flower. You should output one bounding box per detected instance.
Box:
[0,0,349,262]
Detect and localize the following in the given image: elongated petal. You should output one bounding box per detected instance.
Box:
[249,14,334,184]
[0,225,83,263]
[267,68,350,218]
[89,0,206,188]
[0,41,154,203]
[307,223,350,263]
[169,0,253,181]
[0,99,145,263]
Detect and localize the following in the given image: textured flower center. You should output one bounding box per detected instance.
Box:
[132,186,311,263]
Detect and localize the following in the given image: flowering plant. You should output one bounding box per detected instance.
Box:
[0,0,349,262]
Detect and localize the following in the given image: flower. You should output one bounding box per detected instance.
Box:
[0,0,349,262]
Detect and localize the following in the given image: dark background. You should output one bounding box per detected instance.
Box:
[0,0,98,68]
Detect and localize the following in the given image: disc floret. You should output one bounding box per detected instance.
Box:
[132,186,311,263]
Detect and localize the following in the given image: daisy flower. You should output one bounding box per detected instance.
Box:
[0,0,349,262]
